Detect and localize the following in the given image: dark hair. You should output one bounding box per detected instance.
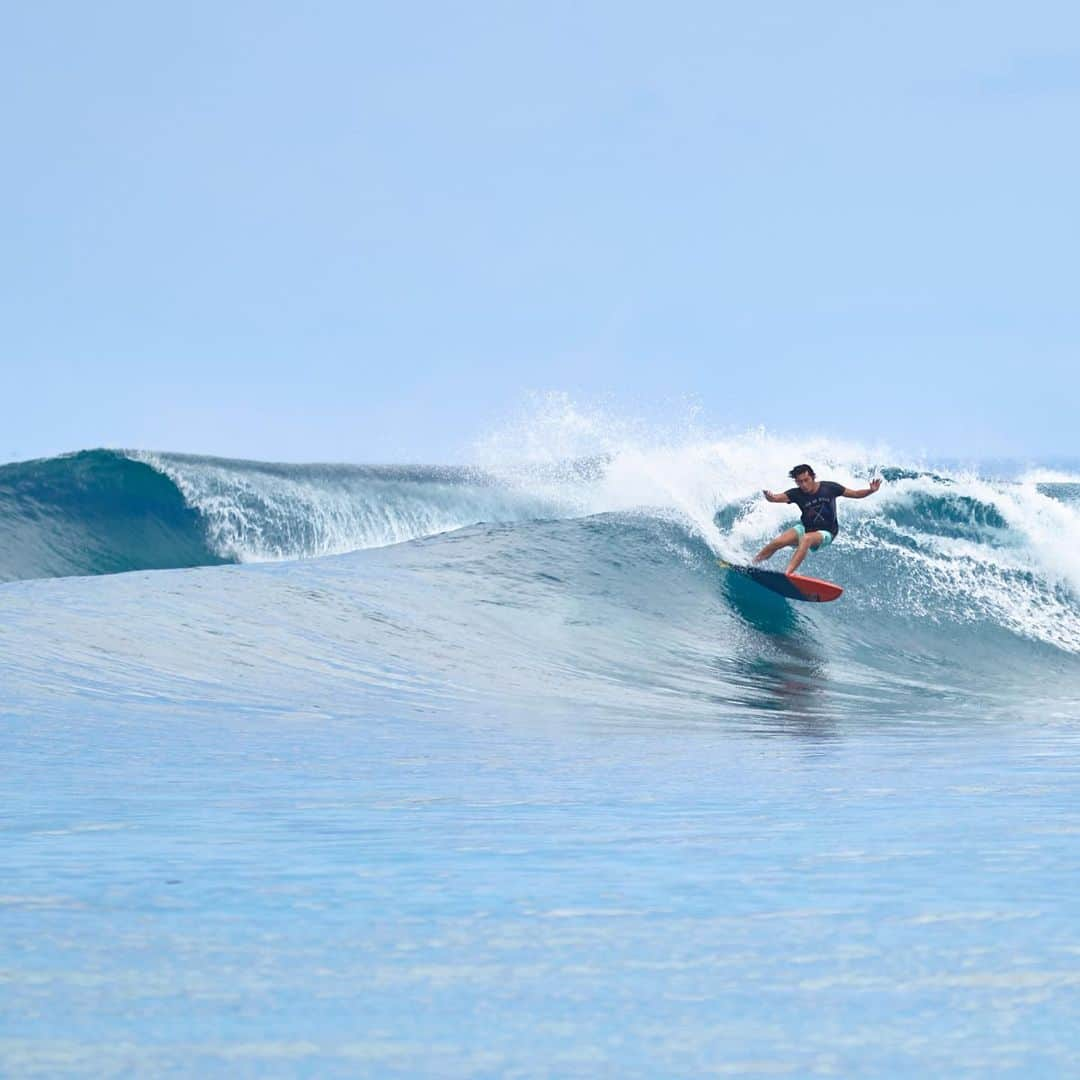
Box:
[788,464,815,480]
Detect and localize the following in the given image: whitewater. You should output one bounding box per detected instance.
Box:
[4,422,1080,1076]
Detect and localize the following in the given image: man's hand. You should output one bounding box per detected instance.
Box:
[763,489,789,503]
[842,478,883,498]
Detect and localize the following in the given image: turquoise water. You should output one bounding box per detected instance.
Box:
[3,442,1080,1075]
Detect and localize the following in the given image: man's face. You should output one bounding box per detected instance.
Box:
[794,471,816,492]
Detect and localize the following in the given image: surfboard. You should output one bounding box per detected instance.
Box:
[717,560,843,603]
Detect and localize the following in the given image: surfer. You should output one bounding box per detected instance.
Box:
[753,464,882,575]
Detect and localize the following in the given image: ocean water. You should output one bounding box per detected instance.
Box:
[4,428,1080,1077]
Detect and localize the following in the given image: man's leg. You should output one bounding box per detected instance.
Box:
[786,531,825,575]
[753,528,800,564]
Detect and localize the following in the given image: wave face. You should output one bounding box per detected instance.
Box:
[2,432,1079,655]
[0,450,561,582]
[4,508,1078,738]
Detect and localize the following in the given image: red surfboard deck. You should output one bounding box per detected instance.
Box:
[718,561,843,603]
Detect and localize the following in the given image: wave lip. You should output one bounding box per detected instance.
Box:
[136,452,561,565]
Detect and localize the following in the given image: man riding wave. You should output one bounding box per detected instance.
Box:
[754,464,882,575]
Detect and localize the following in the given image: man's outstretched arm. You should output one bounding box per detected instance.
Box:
[841,478,883,498]
[762,490,790,502]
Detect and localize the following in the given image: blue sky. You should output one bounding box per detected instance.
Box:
[4,2,1079,463]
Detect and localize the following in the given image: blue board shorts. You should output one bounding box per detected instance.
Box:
[793,523,833,552]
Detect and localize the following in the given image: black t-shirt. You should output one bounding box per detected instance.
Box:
[785,480,845,536]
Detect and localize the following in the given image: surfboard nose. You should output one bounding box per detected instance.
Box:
[718,560,843,603]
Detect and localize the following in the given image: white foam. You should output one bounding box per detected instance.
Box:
[474,393,889,553]
[474,395,1080,651]
[132,452,553,563]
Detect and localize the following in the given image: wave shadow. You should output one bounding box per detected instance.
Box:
[715,568,837,736]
